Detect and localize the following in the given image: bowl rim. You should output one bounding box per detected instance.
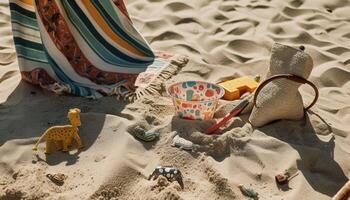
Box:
[167,81,225,103]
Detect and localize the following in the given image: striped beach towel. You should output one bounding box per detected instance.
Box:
[9,0,187,100]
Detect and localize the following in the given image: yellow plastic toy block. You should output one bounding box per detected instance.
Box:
[218,77,259,100]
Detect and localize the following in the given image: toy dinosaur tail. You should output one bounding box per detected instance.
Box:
[32,131,47,151]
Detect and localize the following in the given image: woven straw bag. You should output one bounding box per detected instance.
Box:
[249,43,318,127]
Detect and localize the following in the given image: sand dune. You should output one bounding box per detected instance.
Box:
[1,0,350,199]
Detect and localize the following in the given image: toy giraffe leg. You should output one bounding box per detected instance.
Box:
[55,141,63,150]
[62,140,69,152]
[45,141,52,154]
[74,133,84,149]
[67,138,73,147]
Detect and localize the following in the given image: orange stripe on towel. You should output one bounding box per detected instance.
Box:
[80,0,145,57]
[19,0,34,6]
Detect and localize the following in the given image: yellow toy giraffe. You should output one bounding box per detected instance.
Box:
[33,108,84,154]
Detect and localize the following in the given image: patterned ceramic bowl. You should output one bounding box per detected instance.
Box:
[167,81,225,120]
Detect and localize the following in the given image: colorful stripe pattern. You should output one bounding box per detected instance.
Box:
[9,0,156,97]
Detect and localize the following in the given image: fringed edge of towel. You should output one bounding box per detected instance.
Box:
[47,82,70,94]
[115,54,189,102]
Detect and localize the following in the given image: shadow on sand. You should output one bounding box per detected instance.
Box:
[0,81,128,166]
[169,112,348,197]
[257,115,348,197]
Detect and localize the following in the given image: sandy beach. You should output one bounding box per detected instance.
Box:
[1,0,350,199]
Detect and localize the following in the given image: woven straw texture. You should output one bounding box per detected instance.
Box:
[249,43,313,127]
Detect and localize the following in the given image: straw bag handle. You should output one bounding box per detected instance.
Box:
[253,74,319,110]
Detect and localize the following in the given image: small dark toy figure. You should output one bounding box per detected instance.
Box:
[275,170,299,185]
[275,173,288,184]
[148,166,184,189]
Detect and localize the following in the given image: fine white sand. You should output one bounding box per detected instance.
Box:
[1,0,350,199]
